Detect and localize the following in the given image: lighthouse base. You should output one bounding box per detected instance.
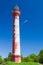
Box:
[12,54,21,63]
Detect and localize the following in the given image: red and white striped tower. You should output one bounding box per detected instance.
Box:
[12,5,21,63]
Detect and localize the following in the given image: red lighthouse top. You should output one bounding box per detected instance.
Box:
[12,5,20,16]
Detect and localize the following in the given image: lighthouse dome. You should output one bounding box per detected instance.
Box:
[13,5,19,10]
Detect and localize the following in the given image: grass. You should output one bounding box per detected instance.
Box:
[0,61,41,65]
[5,61,40,65]
[0,64,2,65]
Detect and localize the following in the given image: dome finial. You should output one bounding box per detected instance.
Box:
[14,5,19,10]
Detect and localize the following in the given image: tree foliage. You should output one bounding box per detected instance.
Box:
[38,50,43,63]
[4,52,12,62]
[0,49,43,64]
[0,56,3,64]
[22,54,38,62]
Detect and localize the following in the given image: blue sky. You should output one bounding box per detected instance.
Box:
[0,0,43,58]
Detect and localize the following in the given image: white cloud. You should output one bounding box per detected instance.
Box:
[23,20,28,25]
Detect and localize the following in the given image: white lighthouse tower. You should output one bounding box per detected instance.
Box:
[12,5,21,63]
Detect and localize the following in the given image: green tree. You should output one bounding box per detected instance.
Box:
[25,56,34,62]
[8,52,12,61]
[21,56,25,62]
[4,52,12,62]
[38,50,43,63]
[29,54,38,62]
[0,56,3,64]
[24,54,38,62]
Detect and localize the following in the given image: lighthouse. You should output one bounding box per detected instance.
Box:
[12,5,21,63]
